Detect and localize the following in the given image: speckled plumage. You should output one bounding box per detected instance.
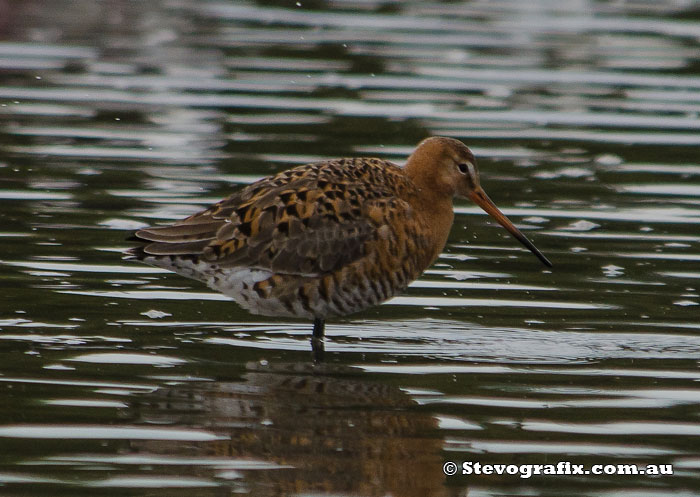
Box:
[127,137,551,354]
[130,157,436,319]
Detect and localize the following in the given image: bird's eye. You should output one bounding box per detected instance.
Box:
[458,163,469,174]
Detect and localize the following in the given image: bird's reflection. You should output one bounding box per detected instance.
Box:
[131,361,457,496]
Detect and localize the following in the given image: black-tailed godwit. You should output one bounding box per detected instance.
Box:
[128,137,551,359]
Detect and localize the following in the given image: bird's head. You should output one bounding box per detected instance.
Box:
[407,136,552,267]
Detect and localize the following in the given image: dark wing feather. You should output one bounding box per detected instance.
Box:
[131,158,414,277]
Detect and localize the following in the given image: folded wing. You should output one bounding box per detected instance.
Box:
[132,158,413,278]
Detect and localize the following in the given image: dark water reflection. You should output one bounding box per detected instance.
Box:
[1,0,700,496]
[131,363,444,496]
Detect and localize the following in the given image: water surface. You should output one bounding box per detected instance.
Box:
[1,1,700,496]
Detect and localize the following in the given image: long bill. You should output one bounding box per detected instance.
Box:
[468,187,552,267]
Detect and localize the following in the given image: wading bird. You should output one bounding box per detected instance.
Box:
[128,137,551,360]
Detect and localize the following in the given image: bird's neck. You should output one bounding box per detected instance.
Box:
[418,194,454,266]
[403,160,455,267]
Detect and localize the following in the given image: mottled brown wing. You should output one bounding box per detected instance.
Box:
[133,158,414,277]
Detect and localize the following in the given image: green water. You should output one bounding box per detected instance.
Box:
[1,1,700,496]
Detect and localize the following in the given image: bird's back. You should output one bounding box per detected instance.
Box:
[129,158,437,319]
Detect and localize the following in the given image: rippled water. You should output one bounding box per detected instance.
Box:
[1,1,700,496]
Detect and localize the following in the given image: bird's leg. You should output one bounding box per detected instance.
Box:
[311,318,325,363]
